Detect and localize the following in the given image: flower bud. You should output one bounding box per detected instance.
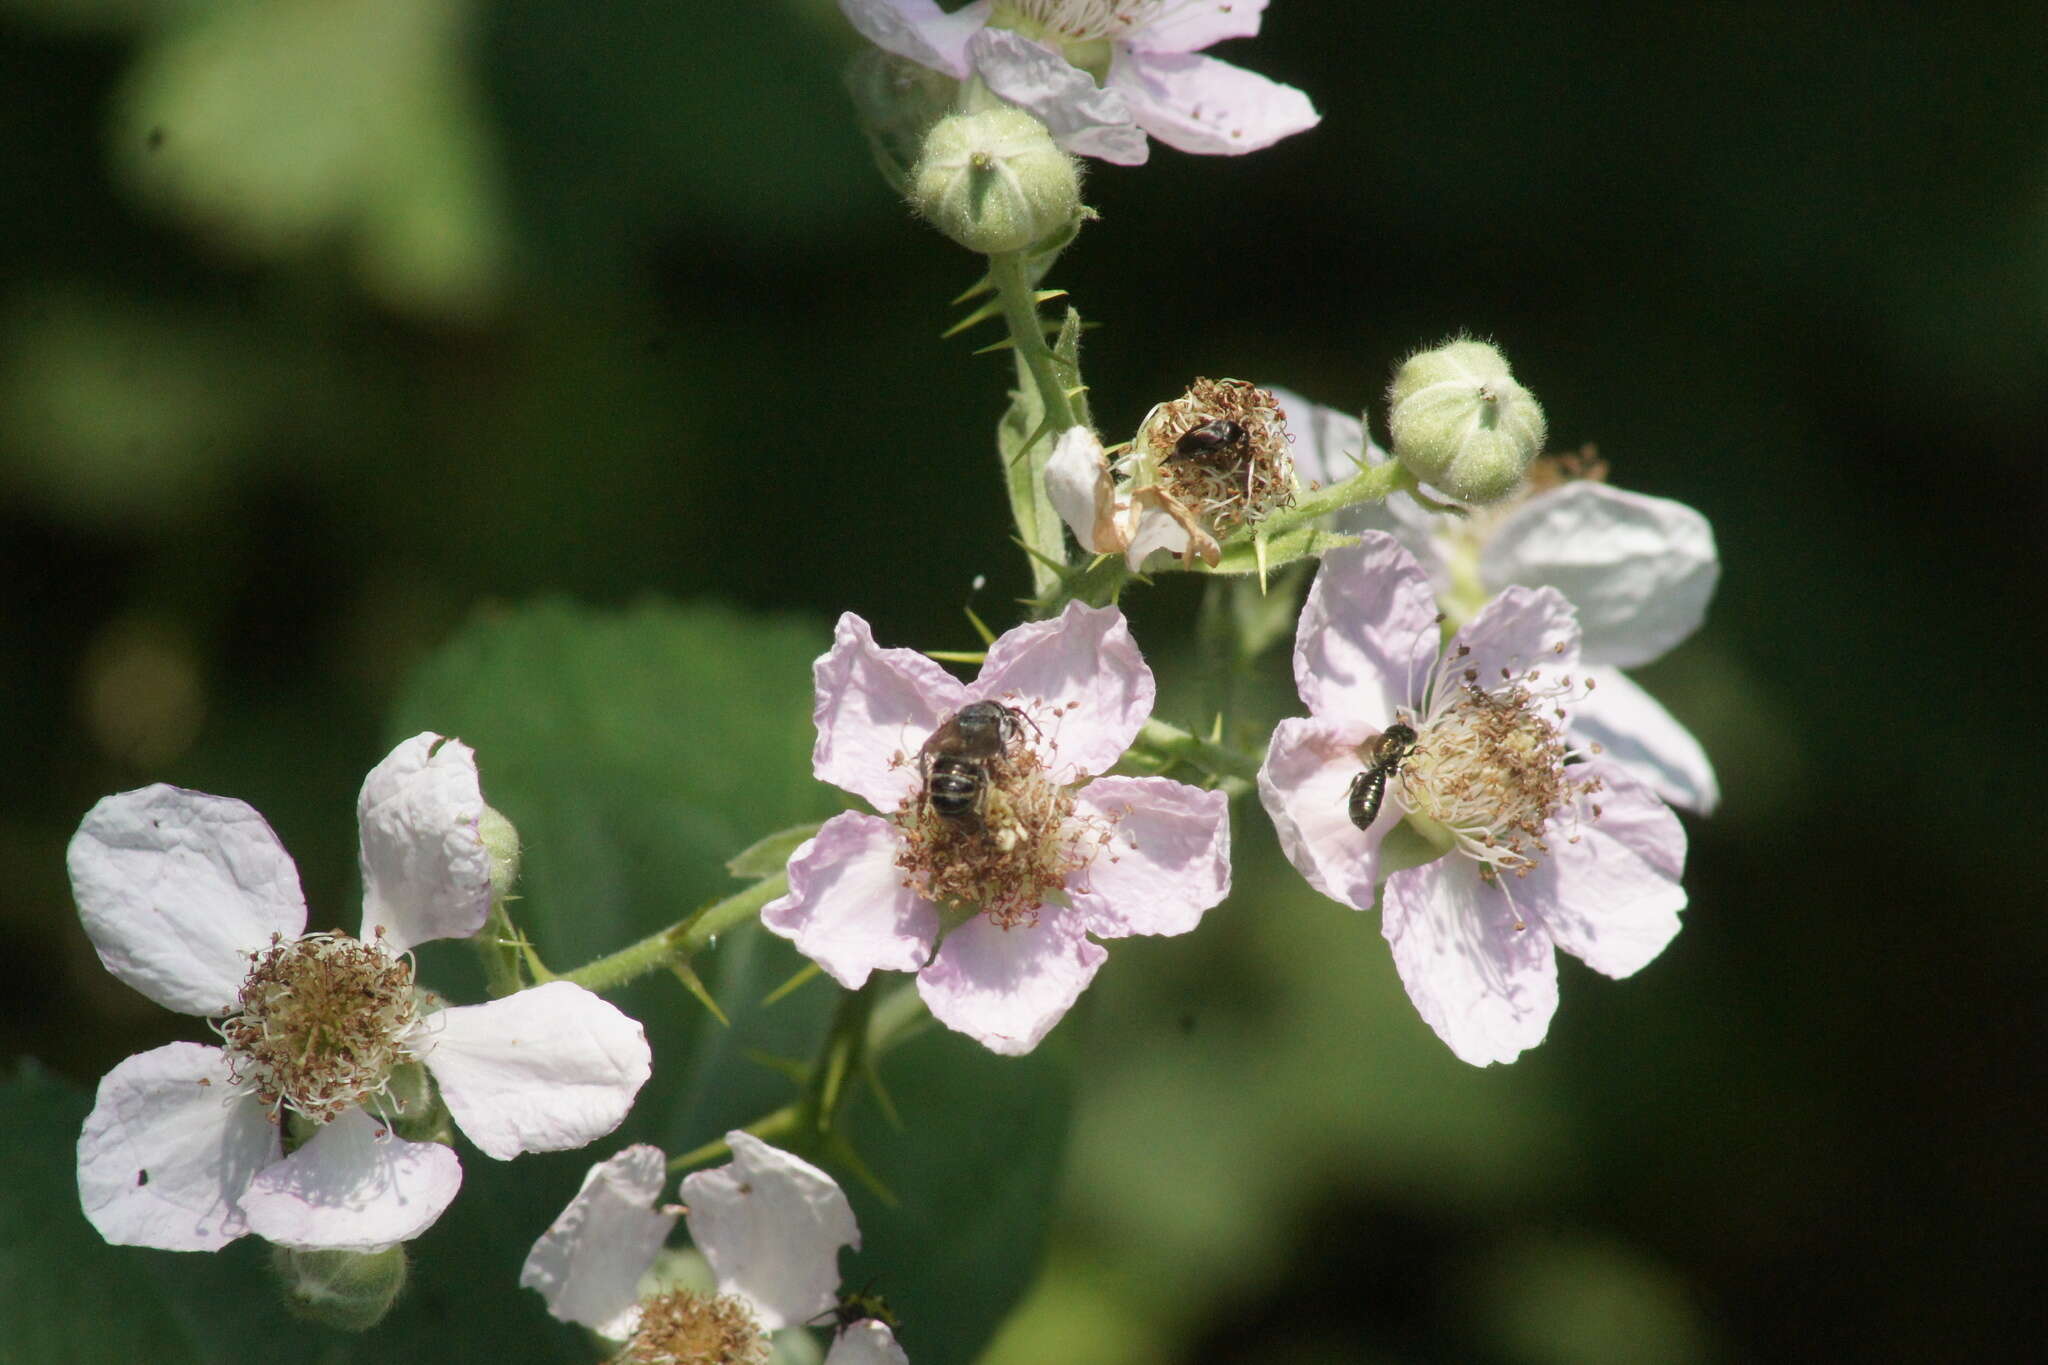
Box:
[1387,339,1546,504]
[272,1245,408,1332]
[478,803,521,903]
[910,108,1082,255]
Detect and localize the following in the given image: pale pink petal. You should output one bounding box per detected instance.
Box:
[1294,533,1441,722]
[1381,859,1559,1067]
[419,981,651,1161]
[1523,762,1686,980]
[68,786,307,1017]
[356,732,491,954]
[1571,665,1720,814]
[916,906,1106,1055]
[761,812,941,989]
[1256,715,1384,911]
[1110,48,1319,156]
[1446,584,1580,699]
[814,613,972,812]
[837,0,989,76]
[970,29,1152,165]
[1481,482,1719,669]
[520,1144,679,1340]
[76,1042,276,1251]
[682,1131,859,1332]
[974,602,1154,783]
[1124,0,1267,53]
[1068,777,1230,938]
[240,1106,462,1251]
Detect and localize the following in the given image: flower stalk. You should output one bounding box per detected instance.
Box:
[555,871,790,996]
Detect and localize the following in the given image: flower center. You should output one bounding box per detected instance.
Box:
[994,0,1166,44]
[1137,377,1297,537]
[618,1289,768,1365]
[1393,646,1599,877]
[895,713,1107,930]
[216,932,421,1126]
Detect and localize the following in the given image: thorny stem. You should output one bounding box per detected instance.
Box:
[552,871,789,996]
[990,249,1075,605]
[1257,457,1418,538]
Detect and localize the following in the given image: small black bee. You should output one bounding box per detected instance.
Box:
[918,700,1029,825]
[1169,417,1247,461]
[810,1284,900,1338]
[1346,722,1417,831]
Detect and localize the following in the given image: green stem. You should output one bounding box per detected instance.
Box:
[1134,717,1262,793]
[473,899,527,998]
[990,250,1075,603]
[1257,458,1417,539]
[553,871,788,996]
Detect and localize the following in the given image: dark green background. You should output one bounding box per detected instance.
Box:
[3,2,2039,1361]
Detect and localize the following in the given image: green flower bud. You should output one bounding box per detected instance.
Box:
[271,1245,408,1332]
[910,108,1082,255]
[478,803,521,903]
[1387,339,1546,504]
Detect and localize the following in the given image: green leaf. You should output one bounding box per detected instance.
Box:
[725,823,824,881]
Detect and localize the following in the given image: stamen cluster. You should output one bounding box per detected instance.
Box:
[216,931,421,1125]
[616,1289,768,1365]
[893,731,1108,929]
[1399,645,1600,875]
[999,0,1166,42]
[1140,377,1297,535]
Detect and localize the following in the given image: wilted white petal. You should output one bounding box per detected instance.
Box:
[682,1131,860,1332]
[356,732,491,954]
[521,1144,679,1340]
[421,981,652,1161]
[76,1042,276,1251]
[240,1105,462,1252]
[69,785,307,1016]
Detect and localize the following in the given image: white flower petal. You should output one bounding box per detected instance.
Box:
[356,732,491,954]
[1123,0,1267,53]
[1571,665,1720,814]
[1268,386,1364,490]
[974,602,1155,783]
[836,0,988,76]
[682,1131,859,1332]
[240,1106,462,1252]
[76,1042,276,1251]
[1524,763,1687,981]
[1122,496,1195,568]
[1256,715,1385,911]
[1294,533,1441,723]
[521,1144,679,1340]
[1482,482,1719,669]
[1068,776,1230,938]
[762,812,941,990]
[1446,584,1581,699]
[68,785,307,1016]
[813,613,972,813]
[826,1319,912,1365]
[1381,859,1559,1067]
[421,981,652,1161]
[970,29,1151,164]
[916,906,1106,1055]
[1110,48,1319,156]
[1045,426,1130,555]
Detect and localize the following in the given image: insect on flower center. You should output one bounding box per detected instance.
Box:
[896,702,1110,930]
[1394,649,1599,877]
[215,931,422,1126]
[1138,377,1297,537]
[619,1289,768,1365]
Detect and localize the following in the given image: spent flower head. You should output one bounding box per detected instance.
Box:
[521,1134,905,1363]
[69,734,652,1253]
[1258,535,1688,1065]
[763,602,1231,1054]
[839,0,1319,165]
[1282,387,1721,811]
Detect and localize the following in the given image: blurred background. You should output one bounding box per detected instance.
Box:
[3,2,2042,1362]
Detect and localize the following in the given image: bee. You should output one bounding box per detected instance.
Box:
[1346,722,1417,831]
[918,700,1030,826]
[1169,416,1248,462]
[809,1283,899,1338]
